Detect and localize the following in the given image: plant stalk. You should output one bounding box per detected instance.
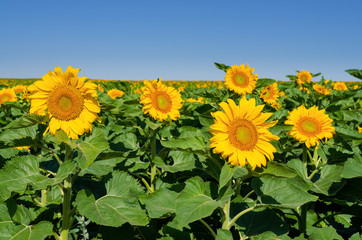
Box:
[150,136,157,193]
[60,175,72,240]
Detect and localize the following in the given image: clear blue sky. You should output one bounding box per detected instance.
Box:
[1,0,361,81]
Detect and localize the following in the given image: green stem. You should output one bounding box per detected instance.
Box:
[60,176,72,240]
[227,205,262,230]
[150,136,157,193]
[222,199,231,229]
[308,168,321,180]
[199,219,217,239]
[40,189,47,207]
[53,231,61,240]
[242,190,255,202]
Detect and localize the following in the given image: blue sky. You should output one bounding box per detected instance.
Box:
[1,0,361,81]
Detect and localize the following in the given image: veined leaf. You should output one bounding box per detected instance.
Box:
[76,171,148,227]
[307,226,343,240]
[139,188,179,218]
[3,114,47,129]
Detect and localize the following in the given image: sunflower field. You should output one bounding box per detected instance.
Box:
[0,64,361,240]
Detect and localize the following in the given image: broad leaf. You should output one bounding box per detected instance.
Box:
[310,165,345,196]
[139,188,179,218]
[76,171,148,227]
[306,226,343,240]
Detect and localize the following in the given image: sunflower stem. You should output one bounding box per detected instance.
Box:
[199,219,217,239]
[150,136,157,193]
[222,199,231,229]
[227,205,262,230]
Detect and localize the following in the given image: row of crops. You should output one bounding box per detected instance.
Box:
[0,64,361,240]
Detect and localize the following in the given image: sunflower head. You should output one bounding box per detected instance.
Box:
[107,89,124,99]
[27,66,101,139]
[285,105,334,148]
[333,82,348,91]
[209,97,279,170]
[0,88,17,106]
[140,78,183,122]
[296,71,312,85]
[260,83,280,104]
[224,64,258,95]
[12,85,27,94]
[313,84,330,96]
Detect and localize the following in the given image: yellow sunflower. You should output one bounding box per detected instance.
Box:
[313,84,330,96]
[0,88,17,105]
[296,71,312,85]
[260,83,280,104]
[140,78,183,122]
[209,97,279,170]
[12,84,27,94]
[358,126,362,134]
[27,66,101,139]
[107,89,124,99]
[224,64,258,95]
[285,105,334,148]
[333,82,348,91]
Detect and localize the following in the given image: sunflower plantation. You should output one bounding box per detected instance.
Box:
[0,64,361,240]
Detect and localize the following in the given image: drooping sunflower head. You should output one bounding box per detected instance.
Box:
[260,83,280,104]
[285,105,334,148]
[224,64,258,95]
[296,71,312,85]
[0,88,17,106]
[107,89,124,99]
[140,78,183,122]
[209,97,279,170]
[27,66,101,139]
[313,84,330,96]
[333,82,348,91]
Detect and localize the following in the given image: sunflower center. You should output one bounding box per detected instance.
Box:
[298,117,321,136]
[0,94,11,102]
[47,85,84,121]
[301,75,306,81]
[228,119,258,151]
[153,91,172,112]
[233,73,249,87]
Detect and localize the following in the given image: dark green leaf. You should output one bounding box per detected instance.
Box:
[306,226,343,240]
[139,188,179,218]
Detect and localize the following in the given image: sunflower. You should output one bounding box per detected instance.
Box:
[358,126,362,134]
[27,66,101,139]
[140,78,183,122]
[0,88,17,105]
[224,64,258,95]
[296,71,312,85]
[187,97,206,103]
[12,84,27,94]
[313,84,330,96]
[209,97,279,170]
[285,105,334,148]
[260,83,280,104]
[107,89,124,99]
[333,82,348,91]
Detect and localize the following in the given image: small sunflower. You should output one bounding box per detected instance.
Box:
[313,84,330,96]
[140,78,183,122]
[209,97,279,170]
[107,89,124,99]
[260,83,280,104]
[333,82,348,91]
[285,105,334,148]
[358,126,362,134]
[12,84,27,94]
[224,64,258,95]
[0,88,17,105]
[187,97,206,103]
[296,71,312,85]
[27,66,101,139]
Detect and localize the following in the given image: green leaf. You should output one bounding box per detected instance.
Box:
[311,165,345,196]
[341,110,362,123]
[257,162,297,178]
[252,176,318,208]
[256,78,276,89]
[335,126,362,140]
[306,226,343,240]
[76,171,148,227]
[174,177,219,229]
[342,156,362,179]
[54,130,77,149]
[286,159,308,179]
[251,231,294,240]
[154,151,197,173]
[76,128,110,170]
[161,136,206,153]
[349,233,362,240]
[0,156,48,200]
[3,114,46,129]
[214,62,231,72]
[216,229,233,240]
[10,221,53,240]
[113,133,139,151]
[219,163,236,190]
[334,214,353,228]
[139,188,179,218]
[345,69,362,80]
[0,126,38,146]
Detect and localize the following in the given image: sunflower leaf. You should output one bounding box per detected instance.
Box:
[306,226,343,240]
[3,114,47,129]
[76,171,148,227]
